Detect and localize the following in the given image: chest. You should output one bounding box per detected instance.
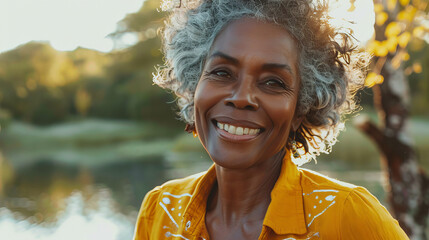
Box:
[205,218,263,240]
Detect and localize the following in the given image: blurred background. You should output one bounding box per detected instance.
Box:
[0,0,428,239]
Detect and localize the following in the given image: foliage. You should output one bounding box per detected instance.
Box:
[365,0,429,100]
[0,0,180,127]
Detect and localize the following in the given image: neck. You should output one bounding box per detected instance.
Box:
[208,150,284,225]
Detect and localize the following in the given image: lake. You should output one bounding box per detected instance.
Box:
[0,119,427,239]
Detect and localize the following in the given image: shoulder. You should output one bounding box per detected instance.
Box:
[299,167,357,193]
[340,187,409,239]
[298,168,408,239]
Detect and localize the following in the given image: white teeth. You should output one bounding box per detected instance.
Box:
[216,121,260,136]
[243,128,249,134]
[228,125,236,134]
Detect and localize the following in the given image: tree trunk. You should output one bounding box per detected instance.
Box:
[355,1,429,238]
[356,63,429,240]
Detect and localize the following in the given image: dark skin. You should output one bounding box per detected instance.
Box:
[193,18,302,240]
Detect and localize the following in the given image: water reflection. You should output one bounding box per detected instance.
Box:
[1,157,166,222]
[0,119,394,239]
[0,190,135,240]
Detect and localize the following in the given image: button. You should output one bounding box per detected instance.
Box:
[185,221,191,230]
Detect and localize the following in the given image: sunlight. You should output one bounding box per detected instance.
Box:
[0,0,142,53]
[0,0,376,53]
[328,0,375,46]
[0,191,135,240]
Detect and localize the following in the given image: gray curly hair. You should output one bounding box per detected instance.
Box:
[154,0,368,164]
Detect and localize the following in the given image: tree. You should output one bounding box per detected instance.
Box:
[356,0,429,238]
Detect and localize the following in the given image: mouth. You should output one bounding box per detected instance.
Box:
[212,119,264,141]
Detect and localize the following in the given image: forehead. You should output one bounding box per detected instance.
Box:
[209,17,299,69]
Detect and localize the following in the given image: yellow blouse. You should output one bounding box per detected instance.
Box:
[133,155,409,239]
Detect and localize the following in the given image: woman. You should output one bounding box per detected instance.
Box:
[134,0,409,239]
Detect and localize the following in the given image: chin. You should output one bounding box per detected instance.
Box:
[207,148,260,170]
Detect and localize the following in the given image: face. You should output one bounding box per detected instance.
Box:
[194,18,301,169]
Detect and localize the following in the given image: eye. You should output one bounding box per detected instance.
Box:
[263,78,287,89]
[211,69,232,78]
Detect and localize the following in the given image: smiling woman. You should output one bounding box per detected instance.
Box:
[194,18,301,170]
[133,0,409,239]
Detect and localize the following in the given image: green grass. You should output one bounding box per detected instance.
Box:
[1,116,428,171]
[0,119,178,167]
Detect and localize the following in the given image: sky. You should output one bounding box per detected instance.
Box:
[0,0,143,53]
[329,0,375,46]
[0,0,374,54]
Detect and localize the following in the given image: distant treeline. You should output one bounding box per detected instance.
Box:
[0,41,179,126]
[0,0,178,127]
[0,0,428,127]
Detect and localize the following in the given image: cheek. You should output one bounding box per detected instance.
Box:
[193,82,216,144]
[193,84,205,129]
[266,96,298,142]
[267,96,298,124]
[194,81,225,120]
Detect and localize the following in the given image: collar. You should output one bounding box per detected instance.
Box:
[182,154,306,236]
[263,153,307,235]
[182,164,216,235]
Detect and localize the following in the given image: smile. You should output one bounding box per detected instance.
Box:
[216,121,261,136]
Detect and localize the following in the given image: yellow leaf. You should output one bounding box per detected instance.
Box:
[388,0,397,10]
[413,26,425,37]
[397,6,417,21]
[374,3,384,13]
[398,32,411,48]
[400,0,410,6]
[370,41,389,57]
[376,12,389,26]
[385,22,402,38]
[413,63,422,73]
[366,40,378,54]
[365,72,385,88]
[347,2,356,12]
[403,52,410,61]
[376,47,388,57]
[385,37,399,53]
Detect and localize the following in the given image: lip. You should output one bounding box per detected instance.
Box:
[215,126,260,142]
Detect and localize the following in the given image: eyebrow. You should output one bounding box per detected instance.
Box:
[261,63,294,75]
[209,51,294,75]
[209,51,239,64]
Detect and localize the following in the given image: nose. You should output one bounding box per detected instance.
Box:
[224,78,259,110]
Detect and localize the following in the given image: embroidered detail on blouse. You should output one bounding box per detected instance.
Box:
[163,192,193,198]
[165,231,190,240]
[303,190,338,227]
[283,232,320,239]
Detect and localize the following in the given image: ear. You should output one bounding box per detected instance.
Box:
[291,114,304,132]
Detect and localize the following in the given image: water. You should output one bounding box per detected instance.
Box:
[0,153,389,240]
[0,119,410,239]
[0,190,135,240]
